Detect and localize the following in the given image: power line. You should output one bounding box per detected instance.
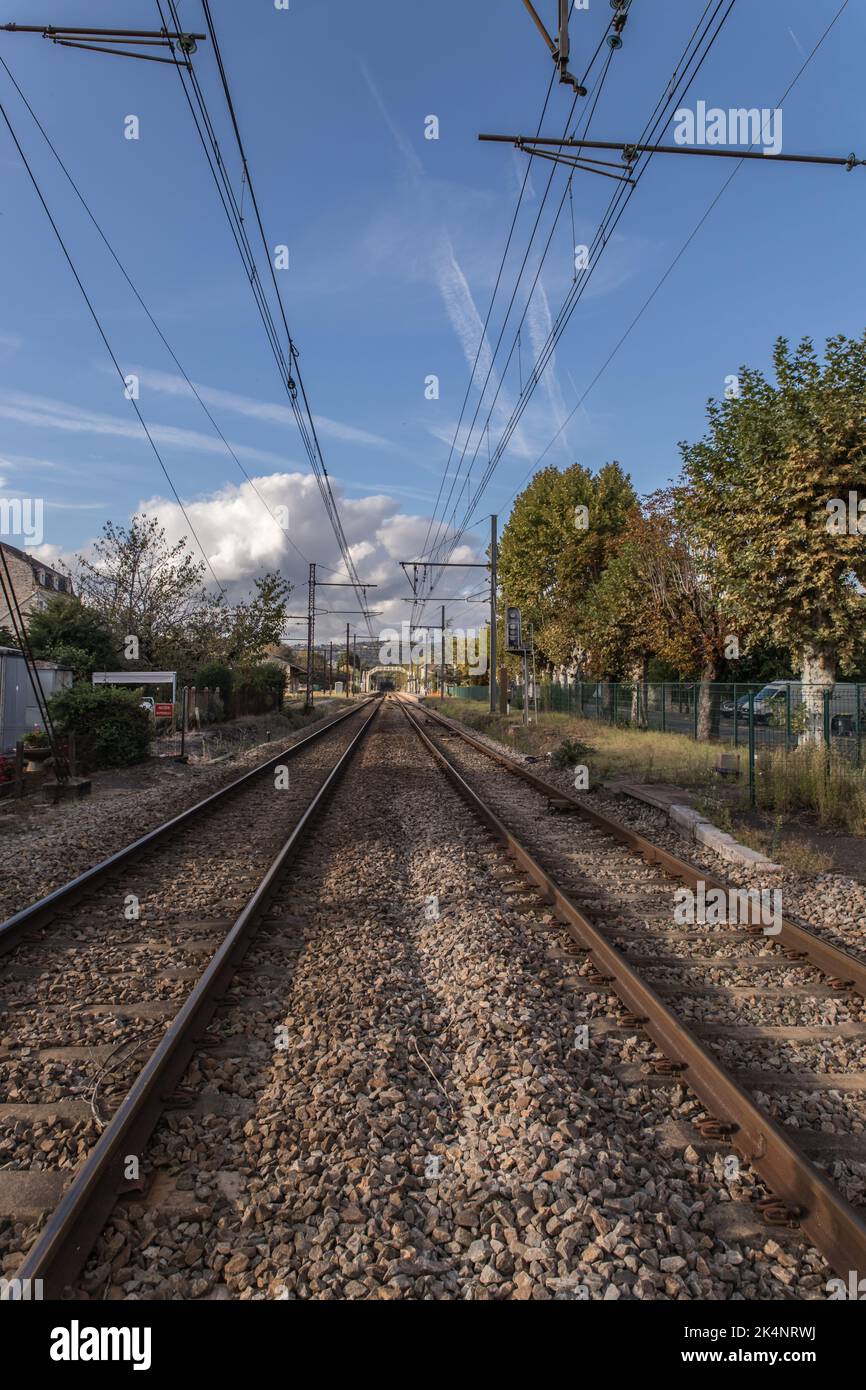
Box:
[417,9,620,604]
[157,0,375,636]
[432,0,736,574]
[498,0,853,516]
[0,91,225,593]
[0,50,347,584]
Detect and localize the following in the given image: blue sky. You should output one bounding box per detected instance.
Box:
[1,0,864,639]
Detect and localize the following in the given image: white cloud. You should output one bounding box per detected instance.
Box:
[131,470,487,642]
[123,367,396,451]
[0,390,290,469]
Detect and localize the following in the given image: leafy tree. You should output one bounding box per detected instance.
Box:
[75,515,208,665]
[74,515,292,685]
[28,595,120,680]
[224,571,292,664]
[497,461,637,671]
[579,511,665,723]
[678,333,866,733]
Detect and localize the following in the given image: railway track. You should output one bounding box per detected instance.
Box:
[0,696,380,1298]
[395,695,866,1283]
[2,692,863,1299]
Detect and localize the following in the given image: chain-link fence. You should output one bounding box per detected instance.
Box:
[447,679,866,765]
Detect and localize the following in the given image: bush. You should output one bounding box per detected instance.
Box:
[48,684,151,770]
[552,736,592,769]
[194,662,233,707]
[231,661,286,715]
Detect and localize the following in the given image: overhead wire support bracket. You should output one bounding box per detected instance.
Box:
[480,132,865,173]
[0,23,205,63]
[520,0,587,96]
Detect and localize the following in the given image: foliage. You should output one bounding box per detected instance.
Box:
[194,661,233,706]
[754,743,866,834]
[677,333,866,685]
[552,736,592,769]
[231,661,287,713]
[48,684,151,770]
[497,461,637,669]
[72,515,292,685]
[28,595,120,680]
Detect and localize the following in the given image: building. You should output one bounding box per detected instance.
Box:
[0,647,73,751]
[0,541,73,632]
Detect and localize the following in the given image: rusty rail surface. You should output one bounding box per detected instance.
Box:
[3,696,381,1299]
[0,696,378,955]
[397,697,866,1280]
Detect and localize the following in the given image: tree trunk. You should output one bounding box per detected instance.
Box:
[697,659,720,741]
[630,655,649,728]
[800,645,836,743]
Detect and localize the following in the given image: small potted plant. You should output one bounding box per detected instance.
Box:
[22,728,52,769]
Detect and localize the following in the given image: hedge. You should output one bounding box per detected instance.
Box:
[48,684,151,770]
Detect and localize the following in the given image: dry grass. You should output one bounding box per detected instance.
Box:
[735,823,835,876]
[436,698,866,837]
[755,743,866,835]
[436,699,731,785]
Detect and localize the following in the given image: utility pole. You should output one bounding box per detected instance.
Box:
[305,563,315,712]
[489,514,498,714]
[352,634,357,694]
[329,640,333,693]
[440,604,446,703]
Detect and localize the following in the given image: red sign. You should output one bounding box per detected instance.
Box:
[154,703,174,719]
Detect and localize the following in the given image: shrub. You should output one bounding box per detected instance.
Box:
[48,684,151,770]
[552,736,593,769]
[231,661,286,715]
[194,662,233,707]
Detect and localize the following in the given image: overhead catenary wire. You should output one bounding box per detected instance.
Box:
[0,51,348,585]
[0,91,225,594]
[497,0,854,513]
[411,2,625,630]
[157,0,375,636]
[415,16,620,613]
[428,0,736,581]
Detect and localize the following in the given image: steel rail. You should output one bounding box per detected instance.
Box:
[0,697,377,955]
[397,698,866,1278]
[4,697,381,1299]
[406,698,866,998]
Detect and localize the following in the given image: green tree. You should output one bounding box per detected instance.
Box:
[224,571,292,663]
[75,514,211,667]
[497,461,637,672]
[29,595,120,680]
[678,333,866,733]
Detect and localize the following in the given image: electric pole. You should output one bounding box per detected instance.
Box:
[305,563,315,711]
[489,514,498,714]
[440,604,446,703]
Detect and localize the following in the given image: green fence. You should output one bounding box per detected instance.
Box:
[447,679,866,765]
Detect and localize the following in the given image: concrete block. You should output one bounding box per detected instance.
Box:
[695,823,738,853]
[670,804,710,839]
